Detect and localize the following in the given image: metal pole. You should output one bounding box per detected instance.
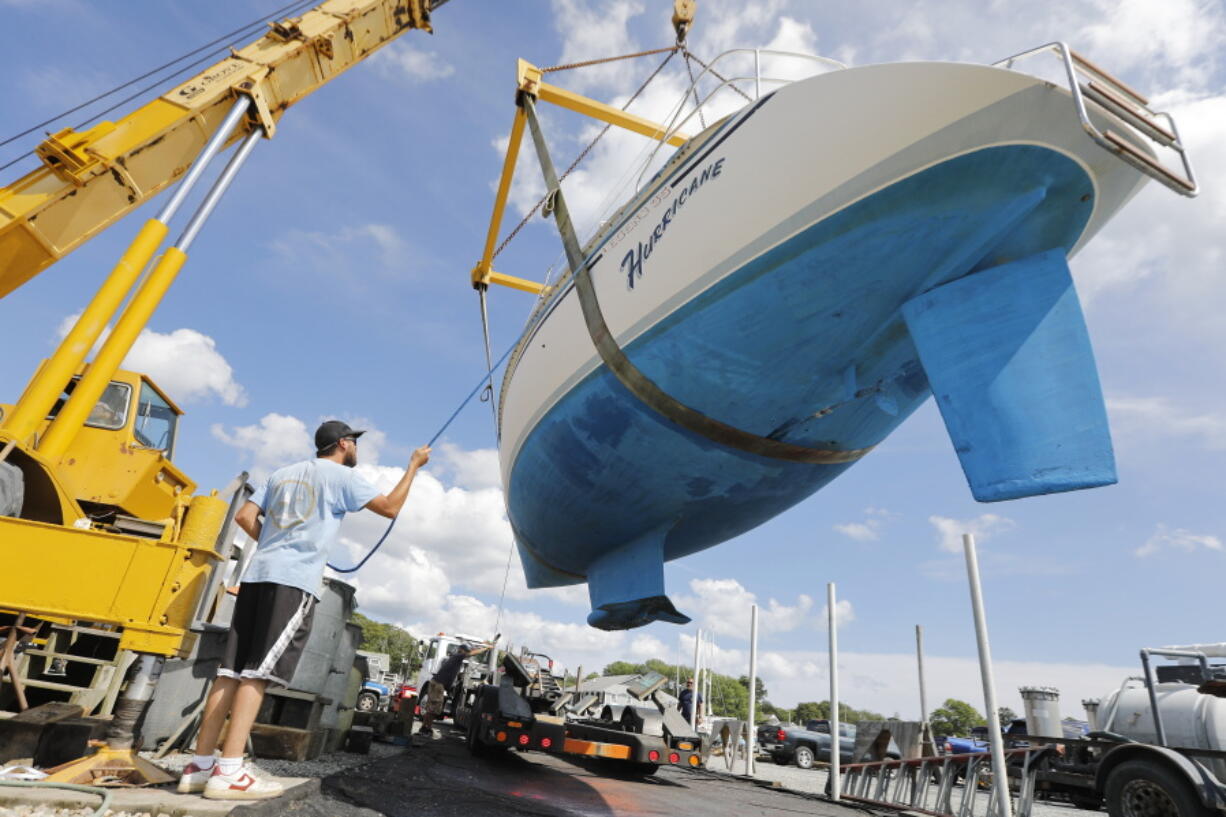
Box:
[917,624,931,752]
[747,604,759,777]
[754,49,762,99]
[963,533,1013,817]
[675,638,681,695]
[828,582,841,801]
[705,631,713,719]
[1140,650,1165,746]
[691,627,702,729]
[156,97,251,223]
[39,126,263,460]
[175,125,262,251]
[3,97,251,447]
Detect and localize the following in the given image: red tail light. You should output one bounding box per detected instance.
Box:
[541,737,553,749]
[776,729,786,742]
[648,750,660,762]
[518,734,530,746]
[668,752,680,764]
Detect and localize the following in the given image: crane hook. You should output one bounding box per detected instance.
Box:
[672,0,696,45]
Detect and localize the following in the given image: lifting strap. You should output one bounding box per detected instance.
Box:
[522,98,872,466]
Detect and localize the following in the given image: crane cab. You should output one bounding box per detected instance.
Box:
[0,367,195,530]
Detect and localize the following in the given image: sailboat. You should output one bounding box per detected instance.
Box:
[488,43,1197,630]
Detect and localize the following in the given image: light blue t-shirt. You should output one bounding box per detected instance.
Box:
[242,459,380,598]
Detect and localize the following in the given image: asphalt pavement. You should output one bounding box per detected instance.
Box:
[321,728,892,817]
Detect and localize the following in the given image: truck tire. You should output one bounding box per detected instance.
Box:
[466,686,506,757]
[794,745,815,770]
[1105,760,1213,817]
[356,691,379,713]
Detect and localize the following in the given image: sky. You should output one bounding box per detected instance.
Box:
[1,0,1224,721]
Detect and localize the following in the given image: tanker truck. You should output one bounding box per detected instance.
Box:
[1027,645,1226,817]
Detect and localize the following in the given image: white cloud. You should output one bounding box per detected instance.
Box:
[820,599,855,630]
[1108,396,1226,451]
[675,577,813,638]
[211,413,312,482]
[368,41,455,83]
[436,442,502,490]
[833,522,877,542]
[549,0,646,94]
[833,507,894,541]
[1135,524,1223,558]
[269,223,408,281]
[929,513,1014,554]
[56,315,247,407]
[698,644,1137,719]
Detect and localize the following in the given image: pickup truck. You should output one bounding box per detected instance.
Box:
[759,719,901,769]
[357,679,391,713]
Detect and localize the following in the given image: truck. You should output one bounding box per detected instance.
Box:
[355,651,400,712]
[1002,646,1226,817]
[759,719,902,769]
[450,645,706,776]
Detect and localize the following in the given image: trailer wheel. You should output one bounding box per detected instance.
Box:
[793,745,815,769]
[1105,760,1212,817]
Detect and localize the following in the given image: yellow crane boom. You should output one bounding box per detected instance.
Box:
[0,0,435,299]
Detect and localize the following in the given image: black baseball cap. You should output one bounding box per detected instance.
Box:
[315,420,365,453]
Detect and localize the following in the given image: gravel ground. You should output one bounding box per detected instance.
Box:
[141,740,406,780]
[703,755,1096,817]
[0,743,406,817]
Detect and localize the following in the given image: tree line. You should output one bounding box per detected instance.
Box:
[352,611,422,677]
[598,658,1003,736]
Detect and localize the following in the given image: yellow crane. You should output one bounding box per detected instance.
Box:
[0,0,440,783]
[0,0,698,784]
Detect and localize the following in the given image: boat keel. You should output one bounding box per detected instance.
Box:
[586,527,691,630]
[902,248,1116,501]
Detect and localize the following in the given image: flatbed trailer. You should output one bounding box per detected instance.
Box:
[453,654,704,775]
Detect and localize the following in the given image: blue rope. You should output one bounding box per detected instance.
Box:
[326,342,516,573]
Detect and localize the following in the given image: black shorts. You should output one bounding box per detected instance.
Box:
[217,582,316,687]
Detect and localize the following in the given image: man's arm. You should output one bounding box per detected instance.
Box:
[235,500,262,541]
[365,445,431,519]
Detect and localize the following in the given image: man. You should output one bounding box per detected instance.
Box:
[179,421,430,800]
[679,677,704,725]
[419,643,487,739]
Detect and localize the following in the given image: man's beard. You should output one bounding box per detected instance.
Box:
[343,449,358,468]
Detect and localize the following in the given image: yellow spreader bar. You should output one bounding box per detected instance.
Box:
[472,59,690,294]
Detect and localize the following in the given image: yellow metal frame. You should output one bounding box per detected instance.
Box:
[0,510,219,656]
[471,59,690,294]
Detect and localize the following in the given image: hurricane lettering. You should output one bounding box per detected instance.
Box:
[620,156,727,290]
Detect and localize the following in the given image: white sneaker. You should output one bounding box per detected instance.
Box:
[176,760,215,794]
[202,765,284,800]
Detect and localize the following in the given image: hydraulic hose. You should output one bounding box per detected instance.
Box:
[0,780,111,817]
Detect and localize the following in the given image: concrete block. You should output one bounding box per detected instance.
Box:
[0,702,83,763]
[368,711,394,737]
[249,723,326,761]
[33,716,109,767]
[346,725,373,755]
